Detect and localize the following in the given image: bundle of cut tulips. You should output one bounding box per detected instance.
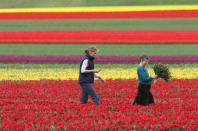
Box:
[153,63,171,82]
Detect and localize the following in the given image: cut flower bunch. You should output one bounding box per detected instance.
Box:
[153,63,171,82]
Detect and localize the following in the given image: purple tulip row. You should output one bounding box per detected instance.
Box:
[0,55,197,62]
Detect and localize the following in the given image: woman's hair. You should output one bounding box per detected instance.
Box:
[84,46,99,54]
[140,55,149,62]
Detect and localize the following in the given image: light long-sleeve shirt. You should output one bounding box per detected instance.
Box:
[81,59,100,78]
[137,65,153,85]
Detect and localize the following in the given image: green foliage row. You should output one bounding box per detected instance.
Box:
[0,43,197,56]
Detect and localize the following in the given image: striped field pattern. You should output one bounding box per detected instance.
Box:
[0,2,198,130]
[1,5,198,43]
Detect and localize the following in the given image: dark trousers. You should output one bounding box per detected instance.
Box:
[80,83,100,105]
[133,83,154,106]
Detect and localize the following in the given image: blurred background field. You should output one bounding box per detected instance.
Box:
[0,0,198,78]
[1,0,198,8]
[0,1,197,82]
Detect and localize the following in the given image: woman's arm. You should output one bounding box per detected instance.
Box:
[81,59,105,82]
[138,67,153,82]
[81,59,100,73]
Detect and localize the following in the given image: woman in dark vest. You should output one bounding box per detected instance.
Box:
[78,46,105,105]
[133,55,158,106]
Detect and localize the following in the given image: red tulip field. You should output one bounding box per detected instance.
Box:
[0,79,197,130]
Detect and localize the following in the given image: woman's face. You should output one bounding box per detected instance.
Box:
[89,51,97,57]
[142,59,149,66]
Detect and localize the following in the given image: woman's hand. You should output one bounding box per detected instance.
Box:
[93,69,101,73]
[99,77,106,83]
[152,75,158,79]
[152,75,158,83]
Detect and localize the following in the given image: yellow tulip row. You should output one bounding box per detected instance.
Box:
[0,68,197,80]
[1,5,198,13]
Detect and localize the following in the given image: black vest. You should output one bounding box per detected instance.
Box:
[78,53,95,84]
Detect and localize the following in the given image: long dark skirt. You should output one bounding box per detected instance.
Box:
[133,83,154,106]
